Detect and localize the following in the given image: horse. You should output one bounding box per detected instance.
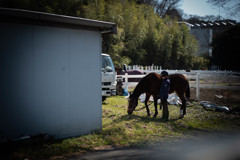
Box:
[127,72,190,120]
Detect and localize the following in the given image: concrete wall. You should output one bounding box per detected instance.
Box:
[190,28,213,56]
[0,22,102,139]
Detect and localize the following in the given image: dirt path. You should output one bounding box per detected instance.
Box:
[190,88,240,105]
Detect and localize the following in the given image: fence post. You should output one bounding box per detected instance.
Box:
[213,71,216,85]
[125,73,128,92]
[196,72,200,101]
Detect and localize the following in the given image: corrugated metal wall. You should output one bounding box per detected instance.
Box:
[0,22,102,139]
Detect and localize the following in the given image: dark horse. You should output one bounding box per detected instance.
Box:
[127,72,190,120]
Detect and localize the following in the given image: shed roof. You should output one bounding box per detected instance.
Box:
[182,20,237,29]
[0,7,117,34]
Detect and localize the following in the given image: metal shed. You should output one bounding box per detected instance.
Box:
[0,8,116,139]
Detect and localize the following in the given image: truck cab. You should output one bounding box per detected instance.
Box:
[102,53,116,101]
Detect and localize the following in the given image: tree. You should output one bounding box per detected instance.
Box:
[184,14,221,24]
[155,0,182,20]
[207,0,240,17]
[211,25,240,70]
[1,0,208,69]
[133,0,183,20]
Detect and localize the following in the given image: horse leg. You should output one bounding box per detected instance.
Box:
[179,95,186,118]
[182,97,186,115]
[145,93,151,117]
[162,100,169,120]
[153,96,158,118]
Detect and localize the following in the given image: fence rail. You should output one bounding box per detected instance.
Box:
[124,65,240,75]
[117,70,240,100]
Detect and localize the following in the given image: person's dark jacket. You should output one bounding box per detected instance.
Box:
[158,78,170,100]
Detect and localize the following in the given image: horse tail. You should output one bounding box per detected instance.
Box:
[186,83,190,99]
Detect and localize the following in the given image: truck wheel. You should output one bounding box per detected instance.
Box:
[102,96,107,102]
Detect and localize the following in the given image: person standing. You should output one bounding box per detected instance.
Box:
[158,71,170,120]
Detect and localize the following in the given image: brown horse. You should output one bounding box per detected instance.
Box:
[127,72,190,120]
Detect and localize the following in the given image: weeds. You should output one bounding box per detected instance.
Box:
[1,96,240,159]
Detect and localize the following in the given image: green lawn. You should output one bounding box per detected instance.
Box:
[1,96,240,159]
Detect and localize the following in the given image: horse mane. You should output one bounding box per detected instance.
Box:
[132,74,147,98]
[132,73,159,99]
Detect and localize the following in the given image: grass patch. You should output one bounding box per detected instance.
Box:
[1,96,240,159]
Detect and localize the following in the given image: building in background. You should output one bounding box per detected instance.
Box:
[189,20,237,57]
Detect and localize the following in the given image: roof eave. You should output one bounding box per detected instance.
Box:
[0,7,117,34]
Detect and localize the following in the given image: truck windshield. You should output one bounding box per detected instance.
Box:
[102,55,115,72]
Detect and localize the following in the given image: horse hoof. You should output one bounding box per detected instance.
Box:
[179,115,184,119]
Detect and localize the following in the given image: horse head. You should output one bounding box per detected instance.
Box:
[127,93,138,115]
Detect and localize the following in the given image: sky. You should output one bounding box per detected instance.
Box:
[180,0,240,22]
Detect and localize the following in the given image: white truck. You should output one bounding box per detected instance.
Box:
[102,53,116,101]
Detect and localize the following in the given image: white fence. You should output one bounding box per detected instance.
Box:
[117,69,240,101]
[125,65,240,75]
